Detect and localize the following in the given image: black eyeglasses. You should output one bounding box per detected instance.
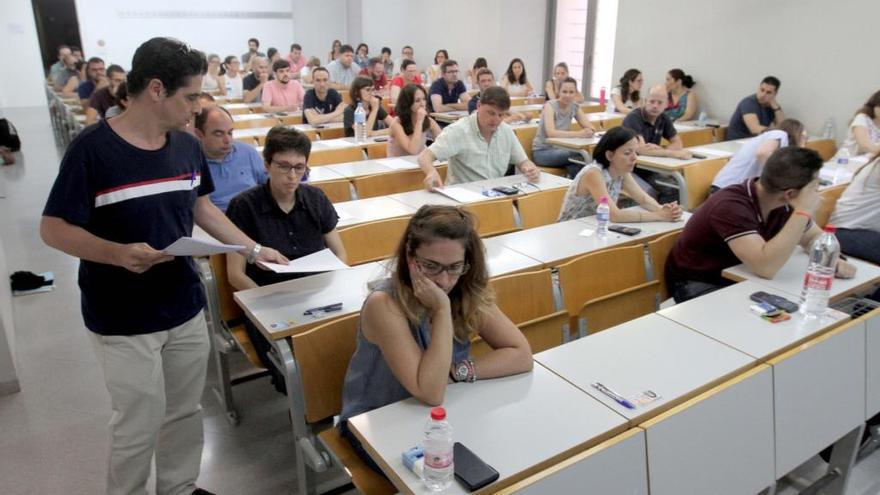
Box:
[272,161,308,175]
[415,257,470,276]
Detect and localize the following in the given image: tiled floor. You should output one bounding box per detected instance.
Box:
[0,106,878,494]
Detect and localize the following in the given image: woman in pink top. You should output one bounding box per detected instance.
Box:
[388,84,442,157]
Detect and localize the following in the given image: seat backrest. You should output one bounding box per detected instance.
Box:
[470,310,569,357]
[278,114,303,126]
[677,128,715,148]
[338,216,410,265]
[226,106,252,115]
[291,313,360,424]
[232,117,281,129]
[309,147,367,166]
[353,168,426,199]
[208,254,244,323]
[806,138,837,162]
[312,178,353,203]
[461,198,520,237]
[815,184,848,228]
[685,157,729,209]
[577,280,659,335]
[557,244,648,319]
[514,126,539,161]
[517,189,567,229]
[234,136,257,146]
[647,230,682,302]
[367,143,388,159]
[318,127,345,140]
[489,269,556,325]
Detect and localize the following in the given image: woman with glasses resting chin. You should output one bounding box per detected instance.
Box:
[225,126,347,393]
[337,205,533,473]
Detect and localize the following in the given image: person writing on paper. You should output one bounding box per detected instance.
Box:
[419,86,540,190]
[711,119,807,193]
[532,76,596,178]
[40,37,287,495]
[665,147,856,303]
[558,127,683,222]
[226,126,346,392]
[841,90,880,155]
[338,205,533,472]
[387,83,442,157]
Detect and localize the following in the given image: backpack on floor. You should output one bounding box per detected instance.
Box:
[0,118,21,151]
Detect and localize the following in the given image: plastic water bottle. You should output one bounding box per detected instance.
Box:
[225,80,233,95]
[822,118,836,140]
[354,102,367,142]
[599,86,606,107]
[596,195,610,238]
[697,109,708,127]
[422,407,453,491]
[799,225,840,318]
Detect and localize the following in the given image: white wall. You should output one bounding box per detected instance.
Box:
[74,0,295,70]
[359,0,547,87]
[0,0,48,109]
[291,0,348,63]
[612,0,880,141]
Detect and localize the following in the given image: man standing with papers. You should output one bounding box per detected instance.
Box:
[226,126,347,392]
[40,38,287,495]
[418,86,540,190]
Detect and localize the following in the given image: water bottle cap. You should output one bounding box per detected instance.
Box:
[599,195,609,204]
[430,407,446,420]
[823,224,836,233]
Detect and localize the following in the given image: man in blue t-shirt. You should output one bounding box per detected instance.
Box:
[193,105,267,211]
[76,57,106,107]
[41,37,286,495]
[727,76,786,140]
[302,67,345,124]
[428,59,471,113]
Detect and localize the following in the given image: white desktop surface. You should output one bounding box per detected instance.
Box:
[492,219,638,266]
[534,313,755,421]
[334,196,416,228]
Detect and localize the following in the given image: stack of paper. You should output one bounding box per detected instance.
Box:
[258,248,350,273]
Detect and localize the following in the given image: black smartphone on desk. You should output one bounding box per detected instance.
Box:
[492,185,519,195]
[454,442,499,491]
[373,136,389,142]
[608,225,641,236]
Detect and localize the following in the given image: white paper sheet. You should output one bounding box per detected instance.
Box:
[163,237,244,256]
[258,248,350,273]
[687,146,734,157]
[376,158,419,170]
[334,206,354,221]
[434,186,486,203]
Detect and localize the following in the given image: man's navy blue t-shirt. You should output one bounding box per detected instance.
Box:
[428,79,467,113]
[302,88,342,121]
[43,120,215,335]
[77,80,96,100]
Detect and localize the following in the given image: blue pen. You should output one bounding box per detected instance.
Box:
[591,382,637,410]
[190,170,197,186]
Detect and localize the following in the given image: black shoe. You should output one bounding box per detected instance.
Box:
[10,271,49,291]
[193,489,216,495]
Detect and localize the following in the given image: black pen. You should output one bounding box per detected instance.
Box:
[303,302,343,316]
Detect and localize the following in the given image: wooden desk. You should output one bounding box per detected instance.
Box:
[303,166,346,184]
[722,251,880,303]
[431,110,468,124]
[334,195,416,228]
[348,364,630,495]
[221,102,262,112]
[534,313,755,423]
[659,280,849,361]
[456,172,572,197]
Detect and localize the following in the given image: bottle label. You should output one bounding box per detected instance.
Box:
[803,272,832,291]
[597,211,609,223]
[424,449,452,469]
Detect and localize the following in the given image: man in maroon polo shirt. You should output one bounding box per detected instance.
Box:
[665,147,856,302]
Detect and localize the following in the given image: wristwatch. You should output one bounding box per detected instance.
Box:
[246,243,262,264]
[455,361,470,382]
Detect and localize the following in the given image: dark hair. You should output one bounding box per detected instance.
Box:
[339,44,354,55]
[760,147,822,194]
[290,43,302,51]
[400,59,417,71]
[115,81,129,108]
[402,45,413,52]
[619,68,641,104]
[479,86,510,111]
[248,38,259,47]
[776,119,806,149]
[368,56,383,67]
[391,205,492,343]
[312,66,329,78]
[553,62,570,74]
[473,57,488,70]
[221,55,238,76]
[267,47,278,60]
[263,126,312,163]
[857,89,880,119]
[348,76,374,104]
[559,76,578,92]
[127,37,207,97]
[761,76,781,91]
[272,59,290,72]
[476,68,494,81]
[395,84,431,136]
[668,68,695,89]
[57,44,70,53]
[440,59,458,74]
[381,46,392,55]
[434,49,449,65]
[194,105,232,132]
[86,57,104,68]
[70,45,81,53]
[505,58,527,85]
[592,127,638,168]
[356,43,368,54]
[106,64,125,77]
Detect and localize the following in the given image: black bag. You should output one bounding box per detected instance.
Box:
[0,118,21,151]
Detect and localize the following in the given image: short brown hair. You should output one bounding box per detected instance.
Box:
[263,126,312,163]
[760,147,822,194]
[478,86,510,111]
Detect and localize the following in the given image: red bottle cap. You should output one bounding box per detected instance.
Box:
[430,406,446,420]
[823,224,836,233]
[599,195,609,204]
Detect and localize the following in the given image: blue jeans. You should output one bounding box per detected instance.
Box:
[533,147,584,178]
[835,228,880,265]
